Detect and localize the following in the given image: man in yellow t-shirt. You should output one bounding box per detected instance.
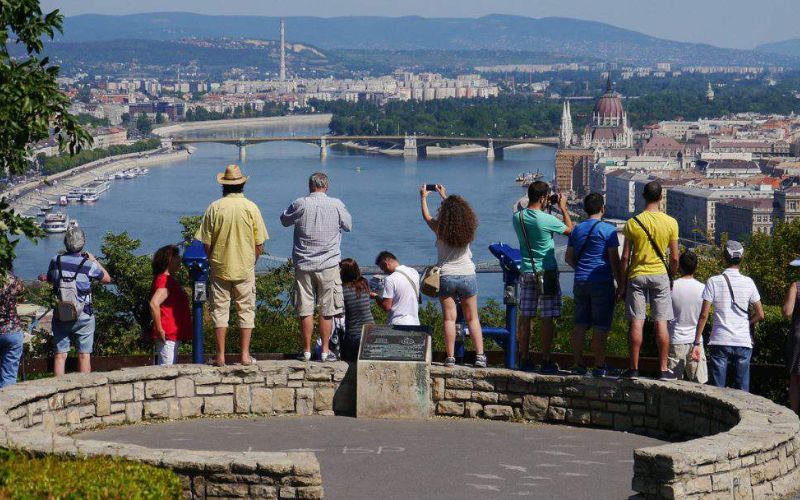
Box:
[618,181,679,380]
[197,164,268,367]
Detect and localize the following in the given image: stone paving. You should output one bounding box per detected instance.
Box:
[80,415,664,500]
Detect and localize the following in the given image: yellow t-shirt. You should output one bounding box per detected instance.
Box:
[623,211,678,279]
[196,193,269,281]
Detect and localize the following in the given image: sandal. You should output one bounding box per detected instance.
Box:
[240,357,256,366]
[208,360,226,367]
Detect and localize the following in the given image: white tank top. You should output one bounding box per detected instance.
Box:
[437,240,476,276]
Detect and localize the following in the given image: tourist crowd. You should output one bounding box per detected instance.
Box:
[3,164,800,412]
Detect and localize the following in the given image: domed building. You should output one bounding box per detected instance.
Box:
[579,77,633,149]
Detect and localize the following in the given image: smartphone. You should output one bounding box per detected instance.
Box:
[425,184,438,191]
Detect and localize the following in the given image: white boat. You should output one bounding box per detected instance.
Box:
[41,212,69,233]
[79,193,98,203]
[39,204,52,213]
[139,168,149,175]
[66,191,82,201]
[124,170,137,179]
[59,196,68,206]
[115,172,126,179]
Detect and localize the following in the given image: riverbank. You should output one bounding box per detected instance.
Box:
[153,114,333,137]
[10,148,190,215]
[336,141,542,157]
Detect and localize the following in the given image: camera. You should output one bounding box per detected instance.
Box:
[548,193,560,206]
[425,184,438,191]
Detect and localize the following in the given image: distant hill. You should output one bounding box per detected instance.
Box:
[60,13,797,67]
[757,39,800,58]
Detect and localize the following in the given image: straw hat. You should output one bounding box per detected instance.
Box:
[216,164,249,185]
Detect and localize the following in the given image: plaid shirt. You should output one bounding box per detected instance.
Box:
[280,192,352,271]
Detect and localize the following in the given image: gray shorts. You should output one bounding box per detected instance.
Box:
[625,274,674,321]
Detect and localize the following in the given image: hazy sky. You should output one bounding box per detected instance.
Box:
[41,0,799,49]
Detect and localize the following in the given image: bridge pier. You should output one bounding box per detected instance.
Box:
[238,145,246,162]
[403,135,419,158]
[486,139,504,160]
[320,136,328,159]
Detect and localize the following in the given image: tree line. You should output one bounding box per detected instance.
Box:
[37,138,162,175]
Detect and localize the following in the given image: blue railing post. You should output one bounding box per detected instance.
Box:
[182,239,209,364]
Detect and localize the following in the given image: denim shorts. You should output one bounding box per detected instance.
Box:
[574,280,615,331]
[439,274,478,299]
[52,314,95,354]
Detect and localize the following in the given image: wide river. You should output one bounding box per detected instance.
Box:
[16,121,559,301]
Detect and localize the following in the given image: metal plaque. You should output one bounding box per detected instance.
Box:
[358,325,430,362]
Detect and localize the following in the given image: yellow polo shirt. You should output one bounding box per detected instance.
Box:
[196,193,268,281]
[623,211,678,279]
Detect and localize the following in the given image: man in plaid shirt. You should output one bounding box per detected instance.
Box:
[281,172,352,362]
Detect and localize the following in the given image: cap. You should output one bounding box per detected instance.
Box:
[724,240,744,262]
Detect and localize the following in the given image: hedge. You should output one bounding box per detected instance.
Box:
[0,449,181,499]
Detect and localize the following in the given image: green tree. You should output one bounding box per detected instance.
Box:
[155,112,165,124]
[0,0,91,280]
[135,113,152,134]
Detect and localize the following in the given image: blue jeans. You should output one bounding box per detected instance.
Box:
[708,345,752,392]
[0,332,24,388]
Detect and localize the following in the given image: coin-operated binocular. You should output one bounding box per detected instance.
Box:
[182,239,209,364]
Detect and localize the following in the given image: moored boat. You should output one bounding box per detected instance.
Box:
[41,212,69,233]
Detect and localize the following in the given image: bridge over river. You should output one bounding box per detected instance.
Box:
[170,134,559,160]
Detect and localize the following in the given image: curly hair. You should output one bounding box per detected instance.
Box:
[436,195,478,248]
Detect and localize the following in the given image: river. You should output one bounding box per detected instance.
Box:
[15,121,559,301]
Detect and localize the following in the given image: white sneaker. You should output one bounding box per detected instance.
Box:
[297,351,311,362]
[320,351,338,362]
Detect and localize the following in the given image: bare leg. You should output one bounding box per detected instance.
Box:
[240,328,252,364]
[593,330,609,368]
[791,375,800,414]
[77,353,91,373]
[54,352,68,376]
[440,296,458,357]
[655,320,670,372]
[300,316,313,353]
[319,316,332,354]
[571,325,588,366]
[214,327,227,364]
[518,315,532,365]
[461,295,484,355]
[629,319,644,370]
[541,317,554,361]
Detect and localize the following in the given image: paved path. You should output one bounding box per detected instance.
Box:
[80,416,663,499]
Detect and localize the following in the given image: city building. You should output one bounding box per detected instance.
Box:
[580,78,633,149]
[774,187,800,223]
[715,198,773,244]
[698,159,761,178]
[90,127,127,149]
[554,148,594,196]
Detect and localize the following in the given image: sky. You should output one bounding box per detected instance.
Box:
[41,0,799,50]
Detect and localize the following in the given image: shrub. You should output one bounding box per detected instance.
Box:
[0,449,181,499]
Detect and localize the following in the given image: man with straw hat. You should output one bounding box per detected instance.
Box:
[196,164,268,366]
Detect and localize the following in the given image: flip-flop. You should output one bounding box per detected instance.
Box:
[240,358,256,366]
[208,360,226,367]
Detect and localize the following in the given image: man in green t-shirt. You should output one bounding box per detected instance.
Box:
[513,181,574,373]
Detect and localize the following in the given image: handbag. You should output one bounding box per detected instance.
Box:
[518,210,544,295]
[420,266,440,298]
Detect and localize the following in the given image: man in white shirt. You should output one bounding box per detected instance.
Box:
[667,251,708,383]
[693,241,764,392]
[375,251,420,326]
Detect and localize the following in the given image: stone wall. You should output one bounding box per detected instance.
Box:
[430,366,800,499]
[0,361,355,499]
[1,361,797,499]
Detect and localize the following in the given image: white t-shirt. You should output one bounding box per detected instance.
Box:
[669,277,706,344]
[437,240,475,276]
[702,269,761,348]
[382,265,420,326]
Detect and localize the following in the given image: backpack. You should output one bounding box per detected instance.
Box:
[54,255,88,322]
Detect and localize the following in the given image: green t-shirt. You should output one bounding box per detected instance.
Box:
[513,208,567,273]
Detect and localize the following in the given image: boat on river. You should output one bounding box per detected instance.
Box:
[59,196,68,206]
[515,170,544,187]
[68,180,110,202]
[41,212,69,233]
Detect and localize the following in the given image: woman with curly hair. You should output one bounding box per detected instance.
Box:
[421,184,486,368]
[149,245,192,365]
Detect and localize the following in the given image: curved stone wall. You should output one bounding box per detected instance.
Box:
[0,361,797,499]
[0,362,355,499]
[430,366,800,499]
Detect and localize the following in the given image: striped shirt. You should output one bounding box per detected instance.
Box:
[280,192,352,271]
[342,285,374,339]
[47,253,104,317]
[702,268,761,348]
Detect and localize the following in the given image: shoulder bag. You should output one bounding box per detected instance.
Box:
[722,272,754,338]
[631,216,673,289]
[574,220,602,264]
[420,244,458,298]
[518,210,544,295]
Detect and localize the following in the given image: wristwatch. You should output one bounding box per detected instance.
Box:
[693,341,701,346]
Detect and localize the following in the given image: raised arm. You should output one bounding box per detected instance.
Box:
[280,200,304,227]
[557,195,574,235]
[783,284,797,318]
[419,185,438,233]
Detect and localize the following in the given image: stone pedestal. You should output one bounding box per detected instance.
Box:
[356,326,431,419]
